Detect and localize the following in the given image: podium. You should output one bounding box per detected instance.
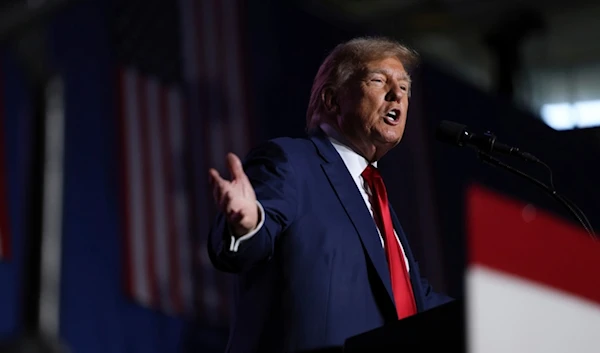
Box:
[344,184,600,353]
[344,300,465,353]
[466,184,600,352]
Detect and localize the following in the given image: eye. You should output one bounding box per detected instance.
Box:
[368,74,387,84]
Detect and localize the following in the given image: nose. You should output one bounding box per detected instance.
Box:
[385,86,404,103]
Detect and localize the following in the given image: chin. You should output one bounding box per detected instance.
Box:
[380,131,404,145]
[374,138,402,155]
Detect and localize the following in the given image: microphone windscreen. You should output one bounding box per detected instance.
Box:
[435,120,467,146]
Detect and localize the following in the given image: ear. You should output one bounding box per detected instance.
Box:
[321,87,339,114]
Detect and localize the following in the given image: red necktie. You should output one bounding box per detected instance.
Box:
[362,165,417,319]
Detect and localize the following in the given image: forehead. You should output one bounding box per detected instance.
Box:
[363,57,410,81]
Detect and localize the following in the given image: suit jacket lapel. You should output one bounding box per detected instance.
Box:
[309,131,395,304]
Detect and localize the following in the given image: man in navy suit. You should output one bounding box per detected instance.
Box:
[208,36,452,353]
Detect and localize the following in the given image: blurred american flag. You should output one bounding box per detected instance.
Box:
[180,0,256,325]
[112,0,254,325]
[117,68,194,316]
[0,59,11,261]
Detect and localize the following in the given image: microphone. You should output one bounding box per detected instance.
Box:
[436,120,540,162]
[435,120,596,239]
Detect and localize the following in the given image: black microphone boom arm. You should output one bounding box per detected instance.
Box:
[477,151,596,240]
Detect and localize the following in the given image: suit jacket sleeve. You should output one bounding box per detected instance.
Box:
[419,273,455,310]
[207,141,298,273]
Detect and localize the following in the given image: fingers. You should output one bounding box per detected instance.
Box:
[227,210,244,224]
[218,190,245,225]
[210,167,243,217]
[226,153,248,181]
[218,189,232,211]
[208,168,225,187]
[209,153,251,216]
[209,168,229,205]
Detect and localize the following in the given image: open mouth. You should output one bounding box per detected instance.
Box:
[384,109,401,125]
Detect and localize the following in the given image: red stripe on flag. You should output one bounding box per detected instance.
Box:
[467,183,600,305]
[195,0,221,322]
[159,84,184,314]
[213,0,234,323]
[175,91,195,314]
[137,75,160,308]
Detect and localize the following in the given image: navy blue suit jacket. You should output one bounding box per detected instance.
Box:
[208,130,452,353]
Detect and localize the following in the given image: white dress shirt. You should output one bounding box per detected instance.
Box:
[228,124,410,271]
[320,124,410,270]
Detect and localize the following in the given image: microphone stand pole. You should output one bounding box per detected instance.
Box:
[477,151,597,241]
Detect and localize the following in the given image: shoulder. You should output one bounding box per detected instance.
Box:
[265,136,315,152]
[243,136,318,164]
[240,136,319,188]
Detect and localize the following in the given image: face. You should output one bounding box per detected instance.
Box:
[334,56,411,162]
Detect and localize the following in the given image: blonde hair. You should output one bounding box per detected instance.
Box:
[306,36,419,131]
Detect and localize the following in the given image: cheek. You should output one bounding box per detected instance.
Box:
[365,95,384,115]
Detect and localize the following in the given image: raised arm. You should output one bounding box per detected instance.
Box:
[207,142,298,273]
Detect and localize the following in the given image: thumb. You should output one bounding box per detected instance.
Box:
[227,152,247,181]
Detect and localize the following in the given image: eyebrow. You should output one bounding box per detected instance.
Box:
[367,69,412,84]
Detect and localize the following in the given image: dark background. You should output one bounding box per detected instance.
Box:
[0,0,598,352]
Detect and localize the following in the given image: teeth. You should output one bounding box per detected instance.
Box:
[386,111,398,120]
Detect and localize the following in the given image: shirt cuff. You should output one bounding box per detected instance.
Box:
[228,201,265,252]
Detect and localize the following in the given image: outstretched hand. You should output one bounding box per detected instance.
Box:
[209,153,258,236]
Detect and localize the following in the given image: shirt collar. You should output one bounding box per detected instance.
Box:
[320,123,377,183]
